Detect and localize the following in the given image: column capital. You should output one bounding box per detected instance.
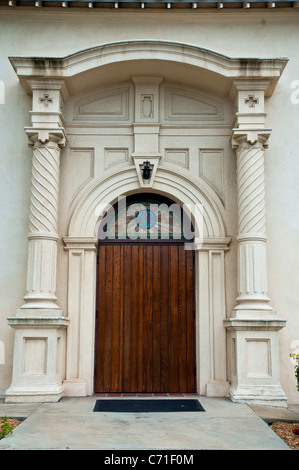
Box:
[25,127,67,147]
[230,128,271,149]
[63,237,98,251]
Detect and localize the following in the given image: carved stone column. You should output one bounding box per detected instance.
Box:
[224,82,287,406]
[232,130,271,314]
[6,81,69,403]
[20,130,65,312]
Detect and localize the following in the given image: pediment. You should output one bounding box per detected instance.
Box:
[10,41,287,98]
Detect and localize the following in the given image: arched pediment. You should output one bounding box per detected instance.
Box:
[10,40,287,97]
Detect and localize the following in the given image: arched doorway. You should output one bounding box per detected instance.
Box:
[63,166,230,399]
[95,193,196,393]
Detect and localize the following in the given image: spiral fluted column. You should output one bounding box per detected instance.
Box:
[233,133,271,312]
[20,131,65,312]
[237,141,266,236]
[29,141,60,234]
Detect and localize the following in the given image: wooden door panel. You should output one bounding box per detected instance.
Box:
[95,243,195,393]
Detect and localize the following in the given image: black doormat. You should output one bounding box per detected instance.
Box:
[93,399,205,412]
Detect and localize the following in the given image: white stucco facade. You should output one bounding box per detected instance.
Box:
[0,2,298,405]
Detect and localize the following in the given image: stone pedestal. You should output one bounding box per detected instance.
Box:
[224,318,287,406]
[5,317,68,403]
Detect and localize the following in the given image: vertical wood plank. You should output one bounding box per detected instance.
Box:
[130,244,139,392]
[111,245,122,392]
[104,245,113,392]
[152,245,161,392]
[144,244,153,392]
[96,245,105,391]
[137,244,144,391]
[178,245,187,392]
[186,249,195,392]
[122,244,132,392]
[169,245,179,392]
[95,241,195,394]
[160,245,169,393]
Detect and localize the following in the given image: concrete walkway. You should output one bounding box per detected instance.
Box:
[0,396,298,450]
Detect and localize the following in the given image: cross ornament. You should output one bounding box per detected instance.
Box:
[39,93,53,107]
[245,95,259,108]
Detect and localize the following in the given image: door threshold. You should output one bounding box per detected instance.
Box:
[93,393,199,398]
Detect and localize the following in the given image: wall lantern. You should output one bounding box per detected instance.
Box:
[141,161,152,180]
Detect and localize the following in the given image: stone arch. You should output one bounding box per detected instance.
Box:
[67,166,227,241]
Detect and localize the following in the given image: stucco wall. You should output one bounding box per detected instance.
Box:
[0,6,298,402]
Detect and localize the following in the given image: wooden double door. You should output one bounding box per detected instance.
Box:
[95,242,195,393]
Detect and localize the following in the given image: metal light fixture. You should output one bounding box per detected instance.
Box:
[141,160,152,180]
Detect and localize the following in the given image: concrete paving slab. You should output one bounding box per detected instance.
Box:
[0,396,291,450]
[249,403,299,423]
[0,400,40,419]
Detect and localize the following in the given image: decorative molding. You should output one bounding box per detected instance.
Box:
[63,237,98,251]
[199,149,225,205]
[194,237,231,251]
[7,317,69,328]
[132,76,162,123]
[104,148,128,169]
[165,148,189,169]
[165,87,224,122]
[67,148,95,202]
[73,87,129,122]
[141,94,154,119]
[224,318,287,331]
